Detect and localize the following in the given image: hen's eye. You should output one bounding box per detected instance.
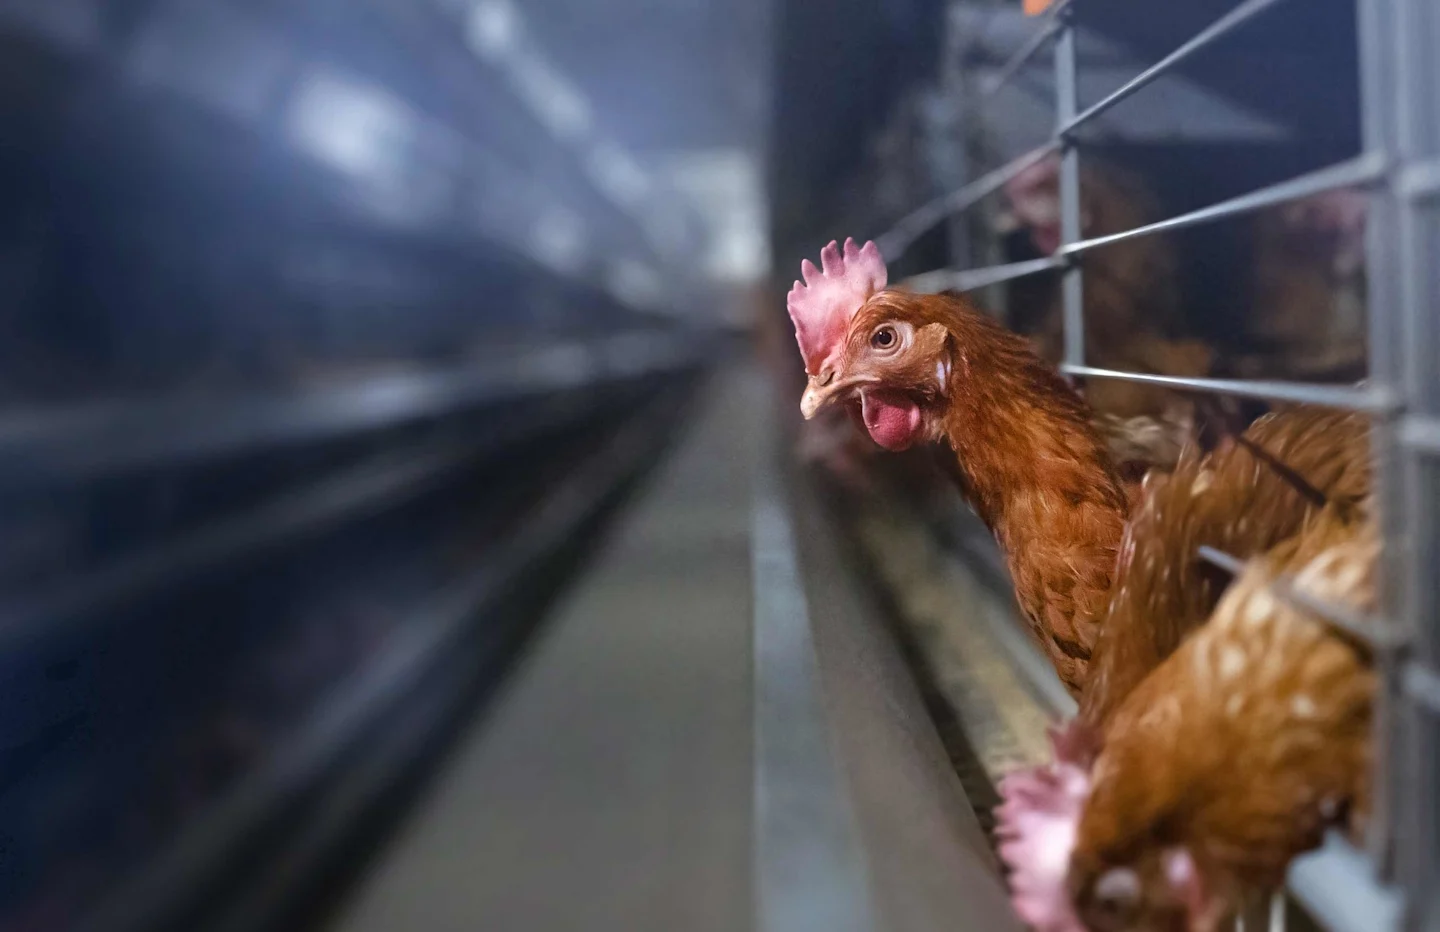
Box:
[871,326,897,349]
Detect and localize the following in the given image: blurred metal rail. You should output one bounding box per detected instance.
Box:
[0,331,702,486]
[911,494,1077,720]
[753,416,877,932]
[1197,546,1405,652]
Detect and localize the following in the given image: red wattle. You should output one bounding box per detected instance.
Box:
[861,389,921,451]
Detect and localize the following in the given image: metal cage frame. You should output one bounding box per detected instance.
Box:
[876,1,1440,930]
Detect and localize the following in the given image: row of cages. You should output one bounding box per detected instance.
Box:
[0,1,715,929]
[802,0,1437,930]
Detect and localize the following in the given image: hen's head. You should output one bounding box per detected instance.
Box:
[997,723,1224,932]
[1002,150,1160,256]
[1273,188,1368,276]
[788,239,954,451]
[1064,698,1232,932]
[1003,152,1067,256]
[1067,845,1222,932]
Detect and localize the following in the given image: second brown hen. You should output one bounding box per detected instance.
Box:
[994,410,1370,932]
[1068,501,1378,932]
[1077,407,1372,733]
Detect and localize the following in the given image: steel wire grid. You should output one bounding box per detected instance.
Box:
[878,0,1440,929]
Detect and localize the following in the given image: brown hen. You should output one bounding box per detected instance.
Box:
[796,266,1125,692]
[1068,502,1378,932]
[1077,407,1371,734]
[785,240,1362,698]
[1238,189,1369,385]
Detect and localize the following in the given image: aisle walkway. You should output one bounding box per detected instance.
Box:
[329,371,757,932]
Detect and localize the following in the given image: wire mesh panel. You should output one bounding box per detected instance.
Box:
[876,0,1440,928]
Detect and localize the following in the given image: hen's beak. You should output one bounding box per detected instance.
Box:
[801,369,868,419]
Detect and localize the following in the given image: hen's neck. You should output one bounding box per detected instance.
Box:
[936,323,1128,687]
[943,377,1125,532]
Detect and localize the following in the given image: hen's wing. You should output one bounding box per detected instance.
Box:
[1077,407,1370,733]
[1077,504,1377,912]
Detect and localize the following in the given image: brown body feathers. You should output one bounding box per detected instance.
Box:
[1071,503,1378,930]
[1079,407,1371,735]
[860,292,1129,692]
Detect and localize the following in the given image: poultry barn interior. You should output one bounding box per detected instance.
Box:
[1,0,1437,930]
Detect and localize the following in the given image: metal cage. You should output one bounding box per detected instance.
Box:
[874,1,1440,930]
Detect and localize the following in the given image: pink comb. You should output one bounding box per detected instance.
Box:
[994,723,1094,932]
[787,238,888,376]
[1004,151,1063,254]
[1004,150,1062,203]
[1280,188,1367,235]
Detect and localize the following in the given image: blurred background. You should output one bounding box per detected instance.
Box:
[0,0,1382,930]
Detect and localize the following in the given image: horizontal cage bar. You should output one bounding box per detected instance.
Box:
[1403,664,1440,716]
[1399,158,1440,199]
[874,142,1062,261]
[893,154,1386,298]
[1197,546,1403,652]
[901,256,1064,294]
[1287,833,1405,932]
[982,0,1071,99]
[1061,364,1397,412]
[875,0,1319,262]
[1400,416,1440,454]
[1058,0,1295,138]
[1058,153,1388,258]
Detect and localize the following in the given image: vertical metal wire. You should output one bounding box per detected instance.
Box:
[1355,0,1407,882]
[1353,3,1434,927]
[1232,893,1285,932]
[1269,892,1287,932]
[1359,0,1440,924]
[942,6,974,275]
[1390,0,1440,925]
[1054,2,1084,369]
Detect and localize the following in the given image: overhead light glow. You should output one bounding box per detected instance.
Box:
[529,206,588,274]
[607,258,664,310]
[465,0,519,61]
[508,55,594,143]
[585,143,652,208]
[286,69,413,183]
[661,149,771,283]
